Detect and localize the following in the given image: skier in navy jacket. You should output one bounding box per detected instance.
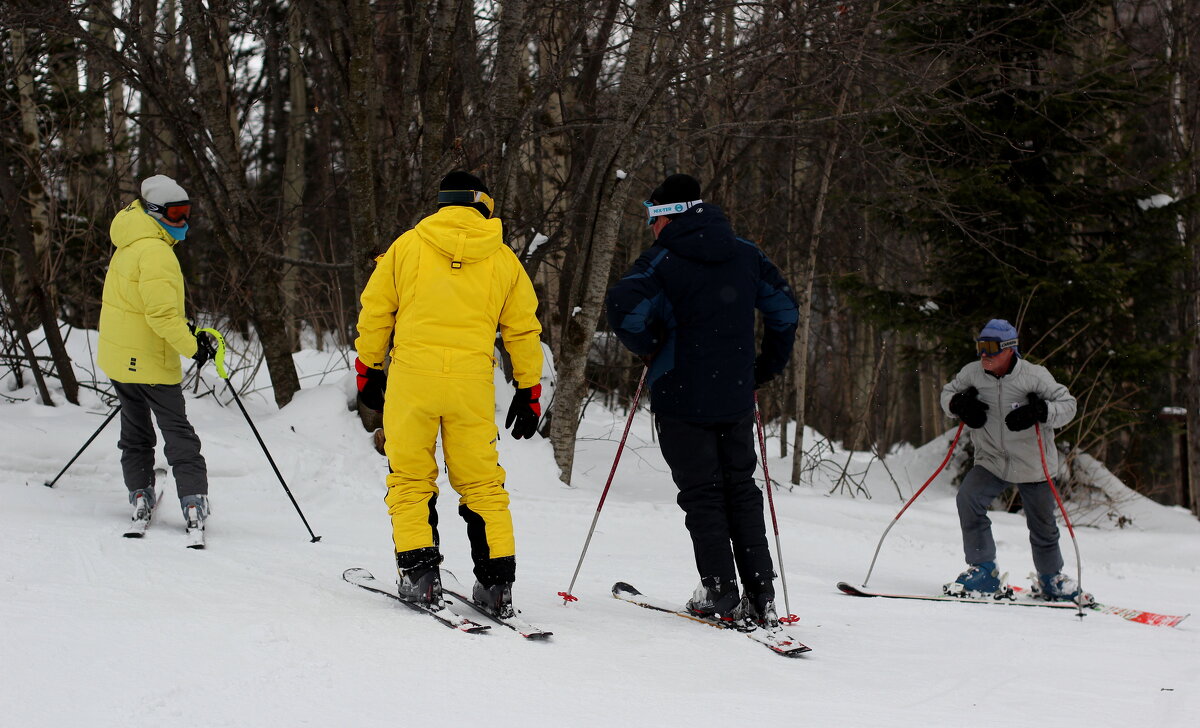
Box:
[606,174,798,626]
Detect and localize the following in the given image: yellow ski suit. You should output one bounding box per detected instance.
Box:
[98,200,198,384]
[355,205,542,575]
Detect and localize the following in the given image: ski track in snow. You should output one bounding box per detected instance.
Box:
[2,335,1199,727]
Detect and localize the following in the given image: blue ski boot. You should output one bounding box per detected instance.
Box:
[943,561,1009,599]
[1031,572,1094,606]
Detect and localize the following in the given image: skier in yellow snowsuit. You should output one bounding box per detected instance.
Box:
[354,171,543,616]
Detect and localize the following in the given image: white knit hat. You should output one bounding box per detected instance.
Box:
[140,175,188,207]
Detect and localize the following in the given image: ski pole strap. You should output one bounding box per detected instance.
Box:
[196,327,229,380]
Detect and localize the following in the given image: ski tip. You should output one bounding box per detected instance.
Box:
[612,582,642,597]
[836,582,869,596]
[342,567,372,582]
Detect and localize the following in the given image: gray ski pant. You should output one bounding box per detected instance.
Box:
[957,464,1064,576]
[112,381,208,501]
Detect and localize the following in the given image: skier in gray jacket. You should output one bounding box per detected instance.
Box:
[939,319,1089,604]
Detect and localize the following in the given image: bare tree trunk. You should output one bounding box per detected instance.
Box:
[12,30,52,286]
[548,0,668,484]
[488,0,528,209]
[346,0,381,296]
[183,0,300,406]
[0,161,80,404]
[790,0,880,485]
[282,8,308,348]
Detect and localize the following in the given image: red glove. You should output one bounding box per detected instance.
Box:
[505,384,542,439]
[355,358,387,412]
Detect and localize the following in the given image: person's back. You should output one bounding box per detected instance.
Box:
[97,175,214,543]
[359,205,540,383]
[605,173,798,625]
[354,171,543,617]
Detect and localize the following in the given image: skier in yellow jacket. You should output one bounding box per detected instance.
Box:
[354,171,543,617]
[98,174,216,538]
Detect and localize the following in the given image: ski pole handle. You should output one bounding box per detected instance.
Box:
[196,327,228,380]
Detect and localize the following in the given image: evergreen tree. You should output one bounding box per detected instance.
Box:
[846,0,1181,493]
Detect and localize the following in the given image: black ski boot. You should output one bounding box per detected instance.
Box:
[395,547,444,608]
[471,581,515,619]
[685,577,742,621]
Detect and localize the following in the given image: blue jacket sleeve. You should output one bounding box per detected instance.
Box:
[755,250,798,378]
[605,247,669,357]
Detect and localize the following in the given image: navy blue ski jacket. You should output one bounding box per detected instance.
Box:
[605,203,798,422]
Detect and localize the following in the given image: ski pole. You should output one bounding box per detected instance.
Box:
[860,422,965,587]
[559,366,647,603]
[43,405,122,488]
[1035,422,1085,619]
[197,328,321,543]
[753,392,800,624]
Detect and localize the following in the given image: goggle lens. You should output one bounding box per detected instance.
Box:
[147,199,191,226]
[977,338,1018,356]
[163,203,191,224]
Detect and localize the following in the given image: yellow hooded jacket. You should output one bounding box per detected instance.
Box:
[97,200,198,384]
[355,206,542,386]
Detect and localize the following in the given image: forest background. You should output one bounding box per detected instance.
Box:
[2,0,1198,514]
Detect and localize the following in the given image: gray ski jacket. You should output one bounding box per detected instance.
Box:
[940,358,1077,483]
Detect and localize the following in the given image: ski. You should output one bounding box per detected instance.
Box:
[342,568,491,633]
[123,469,166,538]
[612,582,811,657]
[441,571,553,639]
[836,582,1189,627]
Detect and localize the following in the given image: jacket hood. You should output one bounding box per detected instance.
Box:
[414,206,504,264]
[655,203,738,263]
[110,200,178,249]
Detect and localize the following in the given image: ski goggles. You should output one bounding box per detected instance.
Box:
[144,199,192,227]
[976,338,1018,356]
[644,199,702,226]
[437,189,495,217]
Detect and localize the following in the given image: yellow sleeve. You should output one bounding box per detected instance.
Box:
[354,241,400,368]
[498,249,543,388]
[138,242,197,358]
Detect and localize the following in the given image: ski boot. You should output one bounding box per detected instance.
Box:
[1030,572,1095,607]
[943,561,1013,600]
[131,488,154,523]
[123,488,156,538]
[741,591,781,631]
[395,548,444,608]
[472,581,516,619]
[685,578,742,622]
[181,495,208,549]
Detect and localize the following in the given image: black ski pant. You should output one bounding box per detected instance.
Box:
[112,380,208,501]
[957,465,1064,576]
[656,412,774,600]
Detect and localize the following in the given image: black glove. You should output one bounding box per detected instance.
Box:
[505,384,542,439]
[753,359,776,389]
[192,331,217,367]
[1005,391,1048,432]
[948,386,988,429]
[355,357,387,412]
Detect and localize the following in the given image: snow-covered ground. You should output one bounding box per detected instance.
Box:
[2,330,1198,727]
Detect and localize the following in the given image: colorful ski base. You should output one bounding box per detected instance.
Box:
[441,571,552,639]
[612,582,811,657]
[836,582,1189,628]
[342,568,491,633]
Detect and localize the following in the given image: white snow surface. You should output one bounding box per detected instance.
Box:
[2,331,1199,727]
